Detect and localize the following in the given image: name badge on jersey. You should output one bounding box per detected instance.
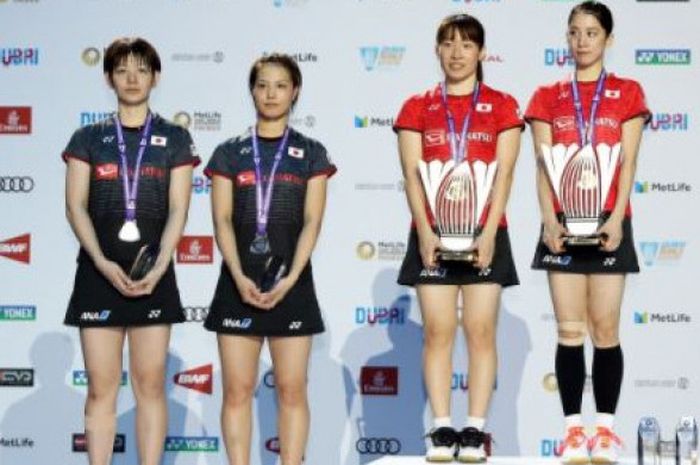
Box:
[424,129,446,147]
[605,89,621,99]
[476,103,492,113]
[288,147,304,159]
[151,135,168,147]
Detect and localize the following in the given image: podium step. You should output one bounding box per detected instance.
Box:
[368,458,639,465]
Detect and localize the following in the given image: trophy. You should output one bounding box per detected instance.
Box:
[638,416,662,465]
[540,142,621,246]
[676,416,698,465]
[419,159,497,261]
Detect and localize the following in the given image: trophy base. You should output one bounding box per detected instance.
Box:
[564,234,601,247]
[438,249,477,262]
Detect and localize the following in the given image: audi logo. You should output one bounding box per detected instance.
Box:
[183,306,209,322]
[0,176,34,193]
[356,437,401,455]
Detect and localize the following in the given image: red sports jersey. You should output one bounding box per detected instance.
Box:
[394,83,523,227]
[525,73,650,216]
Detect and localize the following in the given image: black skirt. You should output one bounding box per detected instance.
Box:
[64,217,184,327]
[531,216,640,274]
[204,262,324,337]
[397,227,519,287]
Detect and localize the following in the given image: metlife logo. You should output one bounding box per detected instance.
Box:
[354,115,394,128]
[634,311,691,325]
[639,241,686,266]
[634,181,692,194]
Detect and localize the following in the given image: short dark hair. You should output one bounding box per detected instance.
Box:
[436,14,486,82]
[103,37,161,78]
[569,1,614,36]
[248,53,303,105]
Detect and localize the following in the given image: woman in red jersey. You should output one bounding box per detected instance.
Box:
[394,13,522,463]
[525,2,650,464]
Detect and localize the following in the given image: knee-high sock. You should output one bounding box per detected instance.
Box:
[592,345,624,415]
[555,344,586,416]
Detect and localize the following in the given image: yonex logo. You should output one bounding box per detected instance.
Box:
[603,257,616,267]
[288,321,302,330]
[148,309,162,319]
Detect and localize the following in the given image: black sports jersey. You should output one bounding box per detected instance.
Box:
[63,113,200,221]
[62,113,199,328]
[205,127,336,278]
[203,127,336,336]
[62,113,200,267]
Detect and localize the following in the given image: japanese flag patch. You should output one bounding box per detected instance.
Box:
[288,147,304,159]
[151,135,168,146]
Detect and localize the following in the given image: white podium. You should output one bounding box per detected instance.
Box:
[368,458,639,465]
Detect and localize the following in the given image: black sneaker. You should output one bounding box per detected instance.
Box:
[426,426,459,462]
[457,427,487,463]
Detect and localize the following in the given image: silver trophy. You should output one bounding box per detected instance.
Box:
[638,417,662,465]
[676,416,698,465]
[419,159,497,262]
[540,142,621,246]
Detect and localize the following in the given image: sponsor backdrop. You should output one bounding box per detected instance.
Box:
[1,0,698,463]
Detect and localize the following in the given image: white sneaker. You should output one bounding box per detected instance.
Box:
[589,427,622,464]
[456,427,487,463]
[426,427,458,462]
[558,426,590,464]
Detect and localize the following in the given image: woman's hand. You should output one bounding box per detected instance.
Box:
[418,228,442,269]
[598,217,623,252]
[542,220,568,254]
[233,273,266,308]
[129,264,167,296]
[95,258,138,297]
[472,231,496,272]
[258,276,296,311]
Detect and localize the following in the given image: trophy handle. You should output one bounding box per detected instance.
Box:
[539,143,579,208]
[595,142,622,209]
[418,159,455,217]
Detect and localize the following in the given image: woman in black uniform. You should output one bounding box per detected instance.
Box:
[204,54,335,465]
[394,14,522,463]
[63,37,198,465]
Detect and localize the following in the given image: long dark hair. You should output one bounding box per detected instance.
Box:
[436,14,485,81]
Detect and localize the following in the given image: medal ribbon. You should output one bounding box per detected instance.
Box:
[251,126,291,238]
[440,81,481,164]
[115,112,153,222]
[571,69,606,147]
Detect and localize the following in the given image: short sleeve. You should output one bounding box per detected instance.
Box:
[497,94,525,133]
[393,94,425,133]
[524,86,553,124]
[622,81,651,123]
[204,142,236,180]
[61,127,91,164]
[169,128,201,168]
[308,141,337,180]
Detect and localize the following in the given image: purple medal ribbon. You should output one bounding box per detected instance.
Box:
[440,81,481,163]
[250,126,290,254]
[115,112,153,223]
[571,69,606,147]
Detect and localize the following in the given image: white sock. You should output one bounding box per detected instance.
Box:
[466,416,486,431]
[596,413,615,430]
[434,417,452,429]
[565,414,583,430]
